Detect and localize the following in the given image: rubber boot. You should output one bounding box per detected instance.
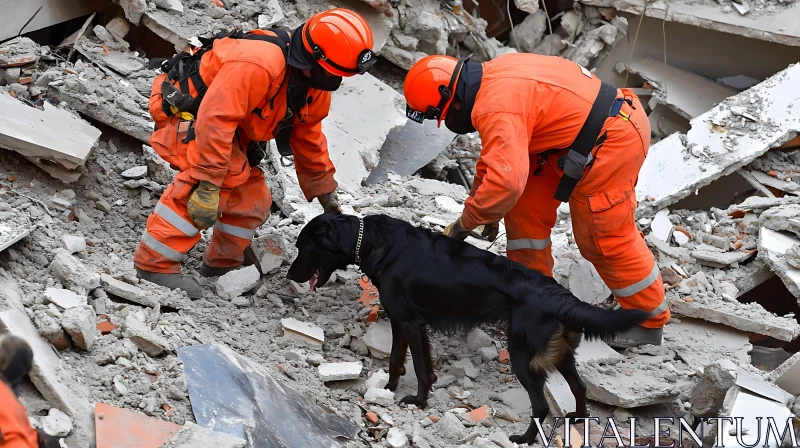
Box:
[199,263,239,278]
[607,325,663,349]
[135,267,203,299]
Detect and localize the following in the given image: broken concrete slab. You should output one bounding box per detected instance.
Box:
[323,73,407,193]
[759,204,800,237]
[729,195,800,214]
[101,274,154,307]
[365,120,456,185]
[49,249,101,295]
[60,235,86,254]
[281,318,325,350]
[636,64,800,218]
[735,368,793,405]
[364,387,395,406]
[758,227,800,301]
[363,369,390,392]
[363,321,392,359]
[691,248,754,268]
[0,218,32,253]
[61,305,97,350]
[577,358,683,408]
[0,275,92,446]
[663,318,751,371]
[714,388,794,448]
[768,351,800,395]
[215,266,260,299]
[124,314,169,356]
[44,288,87,310]
[318,361,363,382]
[41,408,73,437]
[0,91,100,171]
[159,422,246,448]
[581,0,800,47]
[688,359,738,416]
[620,57,737,120]
[666,293,800,341]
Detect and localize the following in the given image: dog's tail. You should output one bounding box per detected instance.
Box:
[543,289,650,340]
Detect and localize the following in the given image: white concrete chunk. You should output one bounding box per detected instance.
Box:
[257,0,284,28]
[718,390,793,448]
[215,265,260,299]
[692,249,753,268]
[636,64,800,218]
[758,227,800,302]
[60,235,86,254]
[387,427,408,448]
[120,165,148,179]
[101,274,153,306]
[364,368,390,391]
[435,196,462,214]
[49,249,100,295]
[467,328,493,352]
[364,387,395,406]
[281,318,325,350]
[159,422,246,448]
[60,305,96,350]
[451,358,479,379]
[44,288,87,310]
[41,408,72,437]
[735,368,793,405]
[363,321,392,359]
[0,91,100,170]
[650,209,672,242]
[318,361,363,382]
[124,314,169,356]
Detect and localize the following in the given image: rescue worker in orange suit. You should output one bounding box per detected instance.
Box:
[403,53,670,348]
[0,335,60,448]
[133,9,377,298]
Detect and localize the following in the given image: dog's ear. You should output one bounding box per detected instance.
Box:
[361,245,386,277]
[312,219,339,254]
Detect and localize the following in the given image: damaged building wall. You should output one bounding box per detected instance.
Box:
[0,0,113,41]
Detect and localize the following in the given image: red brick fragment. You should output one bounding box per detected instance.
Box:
[365,411,378,424]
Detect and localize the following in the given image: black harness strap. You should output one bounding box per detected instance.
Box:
[553,81,618,202]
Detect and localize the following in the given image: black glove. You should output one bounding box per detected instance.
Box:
[246,141,268,167]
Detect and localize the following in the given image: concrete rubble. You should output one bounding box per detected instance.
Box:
[2,1,800,447]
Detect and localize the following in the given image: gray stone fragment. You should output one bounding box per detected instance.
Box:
[158,422,246,447]
[49,249,100,295]
[124,314,169,356]
[509,10,547,53]
[60,305,96,350]
[41,408,72,437]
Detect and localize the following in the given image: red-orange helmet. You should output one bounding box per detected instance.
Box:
[403,55,466,127]
[302,8,376,77]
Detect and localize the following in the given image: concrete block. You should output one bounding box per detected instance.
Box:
[215,266,260,299]
[363,321,392,359]
[159,422,246,448]
[635,64,800,218]
[769,351,800,395]
[692,249,753,268]
[451,358,479,379]
[124,314,169,356]
[759,227,800,302]
[386,427,408,447]
[121,165,148,179]
[466,328,493,352]
[0,91,99,169]
[101,274,153,306]
[60,305,96,350]
[44,288,87,310]
[318,361,362,382]
[478,346,499,363]
[281,318,325,350]
[363,368,390,391]
[364,387,395,406]
[249,235,285,274]
[41,408,73,437]
[49,249,100,295]
[688,359,738,416]
[60,235,86,254]
[439,412,467,439]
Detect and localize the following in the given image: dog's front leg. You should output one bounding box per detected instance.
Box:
[386,315,408,391]
[398,320,432,409]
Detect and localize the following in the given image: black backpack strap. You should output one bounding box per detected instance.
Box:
[553,81,618,202]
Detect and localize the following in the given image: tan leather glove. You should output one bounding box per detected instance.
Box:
[187,180,220,230]
[443,217,471,240]
[318,190,342,214]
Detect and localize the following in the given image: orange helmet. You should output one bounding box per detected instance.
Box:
[302,8,376,77]
[404,55,466,127]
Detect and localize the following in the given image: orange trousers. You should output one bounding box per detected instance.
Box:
[504,91,669,328]
[0,381,39,448]
[133,168,272,274]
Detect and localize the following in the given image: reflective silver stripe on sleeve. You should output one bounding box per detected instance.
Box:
[506,237,551,251]
[141,230,187,262]
[214,221,256,240]
[610,263,660,298]
[154,202,199,237]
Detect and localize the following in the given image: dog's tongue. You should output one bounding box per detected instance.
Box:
[309,272,319,292]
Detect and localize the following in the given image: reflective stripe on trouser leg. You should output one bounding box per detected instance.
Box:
[203,168,271,269]
[610,262,668,317]
[134,189,202,274]
[507,237,552,251]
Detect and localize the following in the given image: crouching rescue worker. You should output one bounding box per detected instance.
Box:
[134,8,377,298]
[0,335,60,448]
[403,53,669,347]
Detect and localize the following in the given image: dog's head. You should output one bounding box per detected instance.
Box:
[287,213,358,292]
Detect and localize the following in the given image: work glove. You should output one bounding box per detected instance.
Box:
[317,190,342,214]
[478,222,500,241]
[443,217,471,240]
[187,180,220,230]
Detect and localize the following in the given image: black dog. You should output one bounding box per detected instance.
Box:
[287,213,648,445]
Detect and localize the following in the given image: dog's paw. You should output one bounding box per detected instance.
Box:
[398,366,406,376]
[399,395,427,408]
[386,380,399,391]
[509,434,533,445]
[429,373,437,384]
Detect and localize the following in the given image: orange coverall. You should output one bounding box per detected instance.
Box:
[461,53,669,328]
[0,381,38,447]
[134,30,338,273]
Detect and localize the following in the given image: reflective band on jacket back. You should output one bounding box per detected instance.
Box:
[214,221,256,240]
[141,230,187,262]
[154,202,199,237]
[610,263,660,298]
[507,237,551,251]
